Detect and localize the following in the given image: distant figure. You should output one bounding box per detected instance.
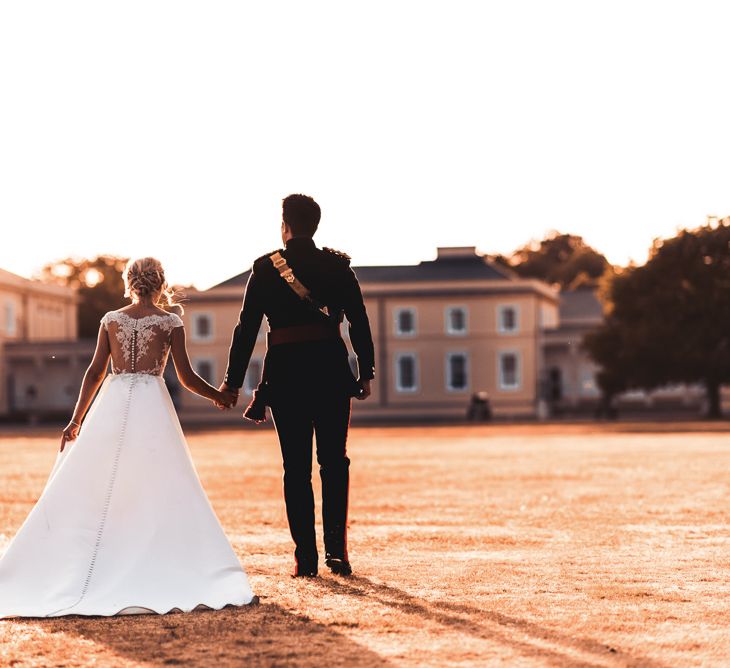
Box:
[0,257,257,618]
[595,393,618,420]
[219,194,375,578]
[467,391,492,421]
[25,385,38,424]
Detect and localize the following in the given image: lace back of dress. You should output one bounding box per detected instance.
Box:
[103,312,183,376]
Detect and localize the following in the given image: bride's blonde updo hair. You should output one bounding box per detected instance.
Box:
[123,257,183,313]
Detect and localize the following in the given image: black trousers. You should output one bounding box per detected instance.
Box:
[270,396,352,565]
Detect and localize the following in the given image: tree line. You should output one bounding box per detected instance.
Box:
[494,222,730,419]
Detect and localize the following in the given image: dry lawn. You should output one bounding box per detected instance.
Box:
[0,422,729,667]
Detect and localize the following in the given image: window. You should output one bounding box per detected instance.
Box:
[395,353,418,392]
[244,359,263,395]
[194,358,215,384]
[446,352,469,391]
[4,301,16,336]
[191,313,214,341]
[394,308,416,336]
[498,351,521,390]
[445,306,467,335]
[497,305,519,333]
[579,367,599,397]
[547,367,563,401]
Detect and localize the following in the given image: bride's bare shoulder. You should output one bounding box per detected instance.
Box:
[107,306,136,317]
[101,306,180,327]
[112,305,169,317]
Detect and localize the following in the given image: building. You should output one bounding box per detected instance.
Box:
[178,247,561,422]
[543,287,604,410]
[0,269,84,419]
[1,255,722,424]
[544,286,707,415]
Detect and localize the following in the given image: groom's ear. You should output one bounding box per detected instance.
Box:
[281,221,293,242]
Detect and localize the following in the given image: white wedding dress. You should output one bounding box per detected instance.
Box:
[0,311,255,618]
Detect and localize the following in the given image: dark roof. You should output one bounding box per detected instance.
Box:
[353,256,513,283]
[558,287,604,322]
[210,253,513,290]
[213,270,252,289]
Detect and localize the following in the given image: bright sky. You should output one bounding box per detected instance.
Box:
[1,1,729,290]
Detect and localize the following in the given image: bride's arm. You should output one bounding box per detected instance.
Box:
[60,324,111,451]
[169,326,230,405]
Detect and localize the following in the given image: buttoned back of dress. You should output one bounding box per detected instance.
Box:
[101,311,184,376]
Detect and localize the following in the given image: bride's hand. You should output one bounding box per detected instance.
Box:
[212,390,233,410]
[218,383,239,410]
[60,421,80,452]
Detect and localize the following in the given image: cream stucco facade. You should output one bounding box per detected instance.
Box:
[178,248,560,422]
[0,269,80,416]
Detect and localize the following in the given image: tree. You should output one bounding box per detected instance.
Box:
[583,220,730,418]
[40,255,128,338]
[496,232,611,288]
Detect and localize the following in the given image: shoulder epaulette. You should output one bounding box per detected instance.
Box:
[253,249,283,268]
[323,247,351,262]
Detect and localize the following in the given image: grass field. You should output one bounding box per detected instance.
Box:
[0,423,729,667]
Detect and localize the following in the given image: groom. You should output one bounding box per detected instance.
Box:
[220,194,375,577]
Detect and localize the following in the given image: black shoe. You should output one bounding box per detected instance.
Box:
[325,555,352,576]
[292,560,318,578]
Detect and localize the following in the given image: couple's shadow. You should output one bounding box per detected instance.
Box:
[315,576,667,668]
[20,576,667,667]
[17,597,389,667]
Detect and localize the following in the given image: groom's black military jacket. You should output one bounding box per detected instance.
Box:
[224,236,375,397]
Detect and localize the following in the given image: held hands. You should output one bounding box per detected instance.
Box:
[214,383,240,410]
[60,420,81,452]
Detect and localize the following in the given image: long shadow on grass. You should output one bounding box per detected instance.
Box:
[316,576,669,668]
[15,602,392,667]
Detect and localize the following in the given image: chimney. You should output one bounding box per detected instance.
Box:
[436,246,479,260]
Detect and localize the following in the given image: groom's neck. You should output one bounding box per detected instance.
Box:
[286,235,315,247]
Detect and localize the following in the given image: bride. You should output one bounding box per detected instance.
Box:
[0,257,256,617]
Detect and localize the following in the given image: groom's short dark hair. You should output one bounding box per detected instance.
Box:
[282,194,321,237]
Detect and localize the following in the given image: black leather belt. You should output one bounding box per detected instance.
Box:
[267,323,341,346]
